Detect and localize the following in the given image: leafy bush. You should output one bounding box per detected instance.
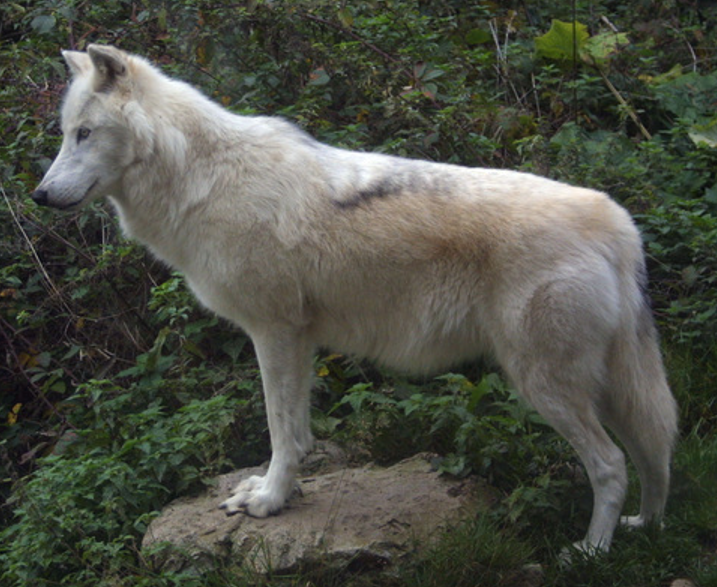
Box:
[332,372,583,533]
[0,375,264,586]
[2,0,717,584]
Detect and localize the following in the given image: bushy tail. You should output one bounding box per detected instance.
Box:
[607,264,678,524]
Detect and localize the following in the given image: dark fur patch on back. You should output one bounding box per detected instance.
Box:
[333,179,402,210]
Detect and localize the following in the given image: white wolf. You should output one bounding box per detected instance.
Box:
[33,44,678,553]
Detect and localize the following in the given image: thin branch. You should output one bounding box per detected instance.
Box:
[2,186,69,311]
[299,12,402,66]
[600,15,620,34]
[596,66,652,140]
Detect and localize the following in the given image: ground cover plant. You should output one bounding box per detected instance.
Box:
[1,1,717,585]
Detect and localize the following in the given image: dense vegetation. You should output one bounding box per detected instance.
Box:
[1,1,717,585]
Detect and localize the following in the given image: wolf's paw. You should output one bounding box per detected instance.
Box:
[620,514,645,528]
[620,514,663,530]
[558,539,607,565]
[219,475,286,518]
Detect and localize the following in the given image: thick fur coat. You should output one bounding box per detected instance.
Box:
[33,45,678,553]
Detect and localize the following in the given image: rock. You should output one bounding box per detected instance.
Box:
[670,580,697,587]
[142,448,492,575]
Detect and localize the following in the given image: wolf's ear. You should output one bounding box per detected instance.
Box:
[62,50,91,77]
[87,44,129,92]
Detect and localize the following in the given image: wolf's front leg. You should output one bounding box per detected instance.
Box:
[220,327,315,517]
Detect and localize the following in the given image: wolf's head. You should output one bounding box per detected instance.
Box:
[32,45,155,210]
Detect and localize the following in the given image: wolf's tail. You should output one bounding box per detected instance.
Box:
[606,257,678,525]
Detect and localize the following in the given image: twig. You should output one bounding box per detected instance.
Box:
[298,11,448,111]
[531,73,542,119]
[600,16,620,34]
[596,66,652,140]
[489,18,504,65]
[489,17,523,107]
[300,12,402,67]
[685,38,698,73]
[1,186,74,316]
[21,209,157,341]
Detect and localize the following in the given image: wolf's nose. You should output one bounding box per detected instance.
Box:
[31,189,49,206]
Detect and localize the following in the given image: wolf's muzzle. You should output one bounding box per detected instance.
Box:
[31,189,50,206]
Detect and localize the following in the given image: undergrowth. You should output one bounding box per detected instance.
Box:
[2,0,717,585]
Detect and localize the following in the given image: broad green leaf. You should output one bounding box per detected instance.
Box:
[309,67,330,86]
[30,14,55,34]
[581,32,629,67]
[421,67,445,82]
[535,19,588,63]
[653,71,717,121]
[466,28,491,45]
[688,118,717,148]
[705,184,717,204]
[338,7,353,28]
[644,63,683,86]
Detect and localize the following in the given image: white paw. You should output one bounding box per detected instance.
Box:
[219,475,286,518]
[234,474,265,495]
[620,514,663,530]
[559,539,606,565]
[620,514,645,528]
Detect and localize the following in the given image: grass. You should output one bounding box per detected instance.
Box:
[406,517,536,587]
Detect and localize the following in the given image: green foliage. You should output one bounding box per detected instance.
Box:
[406,516,535,587]
[535,20,590,63]
[1,0,717,585]
[334,373,557,481]
[332,372,586,542]
[641,201,717,347]
[0,377,263,586]
[535,19,629,69]
[536,434,717,587]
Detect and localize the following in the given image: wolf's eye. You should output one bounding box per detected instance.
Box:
[76,127,91,143]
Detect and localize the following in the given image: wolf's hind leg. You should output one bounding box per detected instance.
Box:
[508,267,629,553]
[523,372,628,553]
[220,327,314,517]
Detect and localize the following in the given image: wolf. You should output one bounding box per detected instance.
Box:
[33,44,678,553]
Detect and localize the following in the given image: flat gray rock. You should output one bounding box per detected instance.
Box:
[142,449,491,575]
